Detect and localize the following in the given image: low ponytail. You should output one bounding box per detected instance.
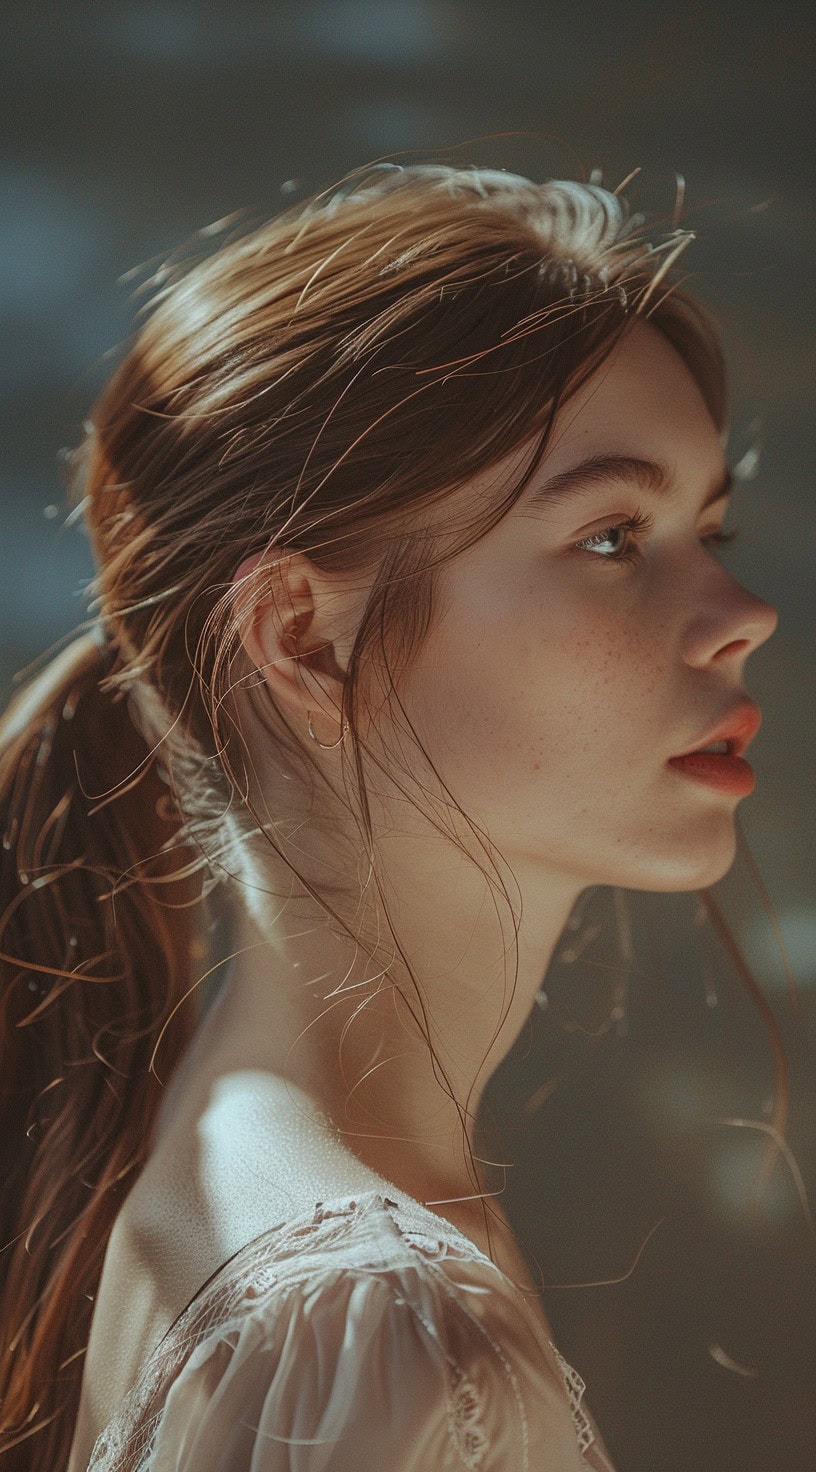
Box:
[0,158,764,1466]
[0,631,203,1468]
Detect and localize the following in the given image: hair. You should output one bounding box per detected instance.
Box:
[0,159,795,1467]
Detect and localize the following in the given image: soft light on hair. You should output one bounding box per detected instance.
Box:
[0,159,793,1468]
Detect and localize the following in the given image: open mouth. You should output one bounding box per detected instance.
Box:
[666,747,756,796]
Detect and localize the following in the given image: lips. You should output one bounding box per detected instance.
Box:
[670,700,762,761]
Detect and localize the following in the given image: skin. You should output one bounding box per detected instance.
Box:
[167,318,779,1235]
[70,317,780,1472]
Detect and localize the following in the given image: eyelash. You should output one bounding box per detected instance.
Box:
[574,507,740,566]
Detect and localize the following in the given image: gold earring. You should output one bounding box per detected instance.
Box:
[306,709,349,750]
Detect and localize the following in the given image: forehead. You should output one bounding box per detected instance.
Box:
[549,318,722,466]
[434,317,729,535]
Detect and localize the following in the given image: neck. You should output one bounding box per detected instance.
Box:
[214,840,583,1216]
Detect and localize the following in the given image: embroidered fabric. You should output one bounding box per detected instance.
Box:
[85,1190,615,1471]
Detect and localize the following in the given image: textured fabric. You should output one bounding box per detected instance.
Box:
[86,1190,616,1471]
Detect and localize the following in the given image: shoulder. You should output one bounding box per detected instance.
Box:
[86,1193,596,1471]
[88,1260,484,1470]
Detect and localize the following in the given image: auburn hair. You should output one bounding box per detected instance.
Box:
[0,160,791,1467]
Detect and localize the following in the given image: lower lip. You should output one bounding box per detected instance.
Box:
[667,752,756,796]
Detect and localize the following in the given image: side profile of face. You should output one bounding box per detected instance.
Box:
[400,317,778,895]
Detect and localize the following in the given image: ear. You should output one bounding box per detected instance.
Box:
[231,547,354,732]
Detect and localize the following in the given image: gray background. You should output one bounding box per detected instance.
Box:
[1,3,814,1468]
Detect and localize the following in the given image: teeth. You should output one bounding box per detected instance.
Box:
[696,740,730,754]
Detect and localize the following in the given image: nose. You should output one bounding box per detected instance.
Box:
[684,582,778,667]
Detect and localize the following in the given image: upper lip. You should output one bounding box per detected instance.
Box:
[670,700,762,760]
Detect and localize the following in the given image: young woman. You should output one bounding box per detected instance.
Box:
[0,160,777,1470]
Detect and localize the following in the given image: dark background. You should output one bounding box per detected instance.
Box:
[1,4,814,1468]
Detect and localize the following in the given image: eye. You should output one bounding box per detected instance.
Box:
[702,527,740,551]
[574,510,740,567]
[573,509,654,566]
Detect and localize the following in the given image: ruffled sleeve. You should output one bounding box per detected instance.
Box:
[87,1193,609,1471]
[148,1269,459,1471]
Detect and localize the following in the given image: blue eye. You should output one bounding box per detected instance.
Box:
[574,510,739,566]
[574,509,654,565]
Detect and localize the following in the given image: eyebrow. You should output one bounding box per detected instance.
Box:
[523,453,734,514]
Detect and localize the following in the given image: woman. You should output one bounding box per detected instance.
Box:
[0,161,777,1470]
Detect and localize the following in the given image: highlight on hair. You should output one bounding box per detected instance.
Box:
[0,158,801,1467]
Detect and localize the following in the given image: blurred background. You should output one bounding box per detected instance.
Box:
[1,3,813,1468]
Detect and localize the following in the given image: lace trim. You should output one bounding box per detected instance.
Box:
[312,1194,488,1265]
[373,1197,596,1464]
[445,1361,491,1469]
[548,1344,595,1456]
[88,1189,599,1471]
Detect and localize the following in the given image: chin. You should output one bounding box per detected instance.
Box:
[588,807,739,894]
[638,826,739,894]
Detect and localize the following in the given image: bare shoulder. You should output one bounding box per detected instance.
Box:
[78,1201,607,1472]
[70,1070,388,1468]
[67,1199,177,1472]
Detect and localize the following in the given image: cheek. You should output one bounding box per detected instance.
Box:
[553,626,665,737]
[429,616,638,791]
[410,568,668,799]
[514,609,662,768]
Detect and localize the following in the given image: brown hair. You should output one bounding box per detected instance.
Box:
[0,160,793,1467]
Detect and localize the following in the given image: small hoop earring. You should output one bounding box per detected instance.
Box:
[306,709,349,750]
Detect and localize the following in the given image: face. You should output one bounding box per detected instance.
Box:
[400,319,778,893]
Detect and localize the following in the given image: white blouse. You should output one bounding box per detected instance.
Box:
[86,1188,616,1471]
